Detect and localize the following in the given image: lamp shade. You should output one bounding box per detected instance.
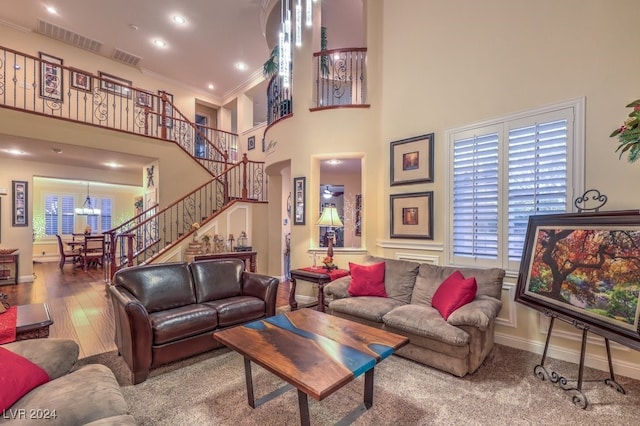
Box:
[316,206,343,228]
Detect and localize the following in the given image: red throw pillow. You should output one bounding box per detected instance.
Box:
[348,262,387,297]
[431,271,477,320]
[0,347,50,411]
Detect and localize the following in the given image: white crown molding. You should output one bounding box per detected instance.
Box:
[0,19,31,33]
[222,68,266,104]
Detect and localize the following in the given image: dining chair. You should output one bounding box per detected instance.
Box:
[79,235,105,271]
[56,234,78,270]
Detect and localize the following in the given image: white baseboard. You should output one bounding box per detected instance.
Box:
[495,333,640,380]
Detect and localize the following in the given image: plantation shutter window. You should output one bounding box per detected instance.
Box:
[448,99,582,270]
[452,131,500,262]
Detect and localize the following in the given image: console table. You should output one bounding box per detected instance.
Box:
[194,251,257,273]
[0,252,19,286]
[289,267,350,312]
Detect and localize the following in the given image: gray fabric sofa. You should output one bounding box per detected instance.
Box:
[324,256,506,377]
[0,338,135,425]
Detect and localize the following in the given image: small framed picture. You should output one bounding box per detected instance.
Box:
[99,71,132,98]
[157,90,174,128]
[39,52,64,102]
[390,191,433,239]
[70,68,92,92]
[390,133,434,186]
[12,180,28,227]
[248,136,256,150]
[293,177,306,225]
[136,90,153,108]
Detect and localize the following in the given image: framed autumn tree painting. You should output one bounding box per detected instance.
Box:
[516,210,640,350]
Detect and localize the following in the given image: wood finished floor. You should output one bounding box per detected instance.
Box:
[1,261,292,359]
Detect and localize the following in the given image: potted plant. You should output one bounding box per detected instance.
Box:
[610,99,640,163]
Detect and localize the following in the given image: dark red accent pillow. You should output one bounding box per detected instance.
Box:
[431,271,477,320]
[0,347,50,411]
[348,262,387,297]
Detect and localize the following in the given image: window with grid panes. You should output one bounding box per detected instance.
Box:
[45,194,75,236]
[447,99,584,270]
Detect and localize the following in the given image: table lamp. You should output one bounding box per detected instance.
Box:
[316,204,343,258]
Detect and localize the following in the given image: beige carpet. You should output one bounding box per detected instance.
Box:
[77,344,640,425]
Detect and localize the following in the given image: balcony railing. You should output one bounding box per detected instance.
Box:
[312,48,368,110]
[266,74,293,125]
[0,45,236,165]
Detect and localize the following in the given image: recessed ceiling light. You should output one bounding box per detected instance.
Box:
[327,159,341,165]
[153,39,167,48]
[2,149,26,156]
[130,24,139,30]
[207,84,215,90]
[235,62,248,71]
[173,15,186,24]
[104,162,121,168]
[46,6,57,14]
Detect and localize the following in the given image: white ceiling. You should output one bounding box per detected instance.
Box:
[0,0,363,176]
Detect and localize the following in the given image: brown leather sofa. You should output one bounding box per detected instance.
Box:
[108,258,279,384]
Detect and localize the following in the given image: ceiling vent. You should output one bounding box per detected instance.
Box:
[112,48,142,67]
[37,19,102,53]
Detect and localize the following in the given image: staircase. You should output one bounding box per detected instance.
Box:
[0,45,268,280]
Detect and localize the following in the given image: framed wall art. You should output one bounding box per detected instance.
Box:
[293,177,306,225]
[248,136,256,150]
[390,133,434,186]
[390,191,433,239]
[515,210,640,351]
[70,68,92,92]
[99,71,132,98]
[158,90,174,128]
[136,90,153,108]
[12,180,28,227]
[39,52,64,102]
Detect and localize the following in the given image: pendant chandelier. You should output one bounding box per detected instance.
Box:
[279,0,317,88]
[75,183,101,216]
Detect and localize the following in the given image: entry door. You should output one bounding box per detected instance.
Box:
[195,114,208,158]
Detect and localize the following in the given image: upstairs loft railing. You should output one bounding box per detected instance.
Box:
[311,48,368,110]
[0,45,236,172]
[105,153,267,279]
[266,74,293,125]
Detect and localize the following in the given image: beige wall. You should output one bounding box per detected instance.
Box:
[376,0,640,378]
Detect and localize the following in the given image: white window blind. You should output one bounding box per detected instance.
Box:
[45,194,75,235]
[448,100,582,270]
[507,118,568,261]
[101,198,112,232]
[44,195,58,236]
[452,132,500,261]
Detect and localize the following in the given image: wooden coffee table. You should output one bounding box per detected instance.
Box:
[16,303,53,340]
[214,308,409,425]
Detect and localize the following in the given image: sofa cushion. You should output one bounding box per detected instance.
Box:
[149,304,218,345]
[382,304,471,346]
[367,256,420,303]
[329,297,405,323]
[348,261,387,297]
[1,338,79,380]
[114,262,196,313]
[190,259,243,303]
[0,347,50,411]
[203,296,266,327]
[10,364,130,425]
[431,271,477,320]
[411,263,505,305]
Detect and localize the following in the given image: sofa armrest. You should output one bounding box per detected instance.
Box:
[2,338,79,380]
[446,295,502,331]
[324,275,351,300]
[108,285,153,371]
[241,271,280,317]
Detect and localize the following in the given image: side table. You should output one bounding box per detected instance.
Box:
[289,267,350,312]
[16,303,53,340]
